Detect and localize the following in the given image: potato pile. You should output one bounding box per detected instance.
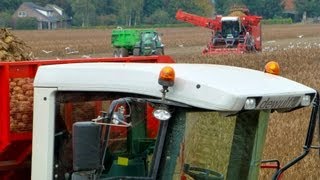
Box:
[229,5,248,17]
[72,102,97,122]
[0,28,34,132]
[9,78,34,132]
[0,28,34,61]
[59,101,97,133]
[229,11,246,17]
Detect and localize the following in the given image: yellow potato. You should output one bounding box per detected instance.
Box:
[13,86,22,92]
[16,78,26,86]
[25,90,34,96]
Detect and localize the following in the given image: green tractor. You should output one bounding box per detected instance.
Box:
[111,28,164,57]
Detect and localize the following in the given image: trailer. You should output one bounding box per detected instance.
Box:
[111,28,164,57]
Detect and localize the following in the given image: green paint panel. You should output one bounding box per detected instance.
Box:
[111,29,140,48]
[111,29,157,49]
[158,109,186,179]
[227,110,270,180]
[248,110,270,179]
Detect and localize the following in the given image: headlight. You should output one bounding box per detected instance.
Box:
[301,95,311,106]
[153,108,171,121]
[244,98,256,110]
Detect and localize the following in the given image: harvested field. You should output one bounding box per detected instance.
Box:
[11,24,320,179]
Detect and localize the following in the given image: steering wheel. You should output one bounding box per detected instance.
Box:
[183,164,224,180]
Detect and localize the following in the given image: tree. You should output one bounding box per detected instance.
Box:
[0,11,12,27]
[94,0,117,15]
[0,0,22,12]
[214,0,242,15]
[295,0,320,19]
[168,0,213,16]
[26,0,47,6]
[167,0,214,23]
[131,0,144,25]
[143,0,163,17]
[243,0,283,18]
[213,0,283,18]
[144,9,170,24]
[195,0,215,16]
[70,0,96,27]
[114,0,144,26]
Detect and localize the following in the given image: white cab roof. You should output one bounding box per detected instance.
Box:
[34,63,316,111]
[222,17,239,21]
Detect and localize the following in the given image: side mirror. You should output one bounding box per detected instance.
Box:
[73,122,101,172]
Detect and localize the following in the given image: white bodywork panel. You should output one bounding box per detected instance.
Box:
[32,87,56,180]
[34,63,316,111]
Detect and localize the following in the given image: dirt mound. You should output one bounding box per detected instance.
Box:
[0,28,34,61]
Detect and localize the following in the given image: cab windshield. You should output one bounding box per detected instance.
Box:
[141,32,156,42]
[222,20,241,38]
[54,92,260,180]
[170,111,236,179]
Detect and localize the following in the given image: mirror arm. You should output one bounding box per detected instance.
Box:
[272,93,320,180]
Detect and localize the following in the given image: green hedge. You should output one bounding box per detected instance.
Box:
[72,18,294,29]
[0,11,12,28]
[15,17,38,30]
[262,18,293,24]
[72,23,193,30]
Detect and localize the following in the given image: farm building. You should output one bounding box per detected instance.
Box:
[12,2,71,30]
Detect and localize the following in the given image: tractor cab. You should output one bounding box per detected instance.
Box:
[221,17,241,38]
[31,62,319,180]
[214,17,243,48]
[136,30,164,56]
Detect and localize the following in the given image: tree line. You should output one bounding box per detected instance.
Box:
[215,0,320,21]
[0,0,320,28]
[0,0,213,27]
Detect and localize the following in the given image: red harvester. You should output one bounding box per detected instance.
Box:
[176,6,262,54]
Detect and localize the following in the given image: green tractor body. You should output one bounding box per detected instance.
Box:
[111,28,164,57]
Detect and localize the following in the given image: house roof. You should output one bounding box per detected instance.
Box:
[46,4,63,16]
[23,2,52,12]
[20,2,63,21]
